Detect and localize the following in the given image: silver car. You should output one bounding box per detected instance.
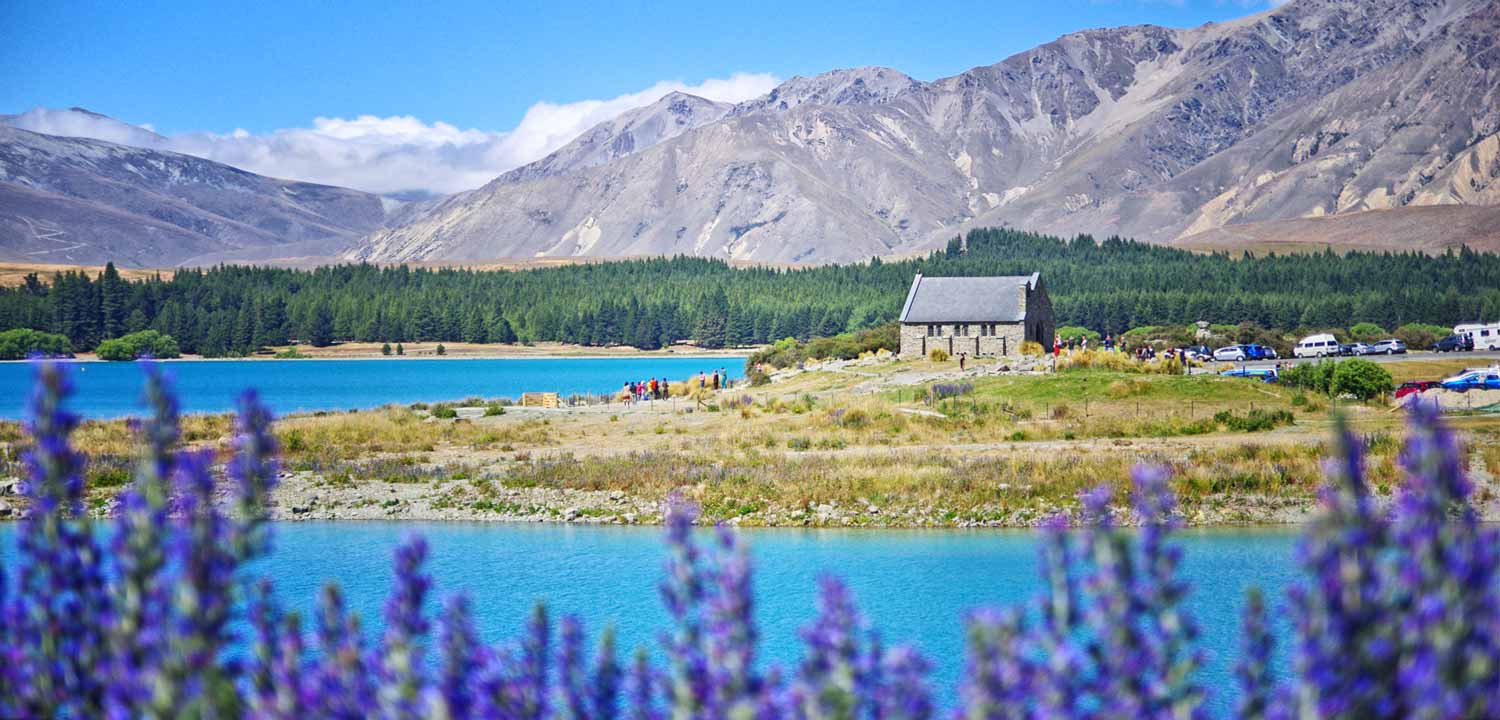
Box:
[1213,345,1247,362]
[1368,338,1407,355]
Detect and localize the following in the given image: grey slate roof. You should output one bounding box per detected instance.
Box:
[898,273,1038,323]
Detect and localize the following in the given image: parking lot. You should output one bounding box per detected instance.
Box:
[1210,350,1500,372]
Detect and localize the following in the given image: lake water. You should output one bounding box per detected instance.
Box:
[245,522,1298,712]
[0,357,743,420]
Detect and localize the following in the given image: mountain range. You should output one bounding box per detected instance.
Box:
[5,0,1499,267]
[0,119,391,266]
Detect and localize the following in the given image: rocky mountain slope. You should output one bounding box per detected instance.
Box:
[0,123,388,267]
[354,0,1500,264]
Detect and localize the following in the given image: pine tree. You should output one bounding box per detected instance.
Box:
[304,302,335,347]
[693,288,729,349]
[256,296,289,346]
[99,262,126,340]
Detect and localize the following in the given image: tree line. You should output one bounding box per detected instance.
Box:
[0,227,1496,356]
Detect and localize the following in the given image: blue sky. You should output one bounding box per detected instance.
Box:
[1,0,1278,194]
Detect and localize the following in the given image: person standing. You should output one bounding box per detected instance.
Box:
[959,352,967,372]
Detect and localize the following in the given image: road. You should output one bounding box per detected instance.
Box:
[1210,350,1500,373]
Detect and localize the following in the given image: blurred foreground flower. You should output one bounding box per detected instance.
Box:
[0,362,1495,718]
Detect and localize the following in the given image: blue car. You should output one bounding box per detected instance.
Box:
[1441,368,1500,392]
[1221,366,1278,383]
[1242,344,1276,361]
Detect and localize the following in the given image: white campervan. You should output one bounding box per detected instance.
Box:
[1455,323,1500,351]
[1294,333,1339,358]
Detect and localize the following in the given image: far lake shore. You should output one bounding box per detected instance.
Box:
[3,352,1495,530]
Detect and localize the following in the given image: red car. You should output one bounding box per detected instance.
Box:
[1395,381,1440,400]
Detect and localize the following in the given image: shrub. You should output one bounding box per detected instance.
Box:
[1394,322,1449,350]
[1055,325,1100,343]
[436,343,446,356]
[1213,408,1295,432]
[5,363,1498,719]
[1331,359,1394,401]
[483,404,505,417]
[95,330,181,360]
[1020,340,1045,356]
[1348,322,1387,341]
[1280,360,1337,395]
[273,347,310,359]
[430,404,458,419]
[928,347,950,362]
[381,342,392,356]
[0,328,71,359]
[746,322,898,369]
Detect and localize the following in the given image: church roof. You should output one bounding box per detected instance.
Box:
[898,273,1040,323]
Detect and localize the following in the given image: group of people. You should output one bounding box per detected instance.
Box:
[695,368,727,391]
[1050,334,1197,365]
[1053,333,1117,355]
[621,368,729,404]
[623,377,671,403]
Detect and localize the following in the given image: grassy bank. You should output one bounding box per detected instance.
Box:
[2,356,1495,527]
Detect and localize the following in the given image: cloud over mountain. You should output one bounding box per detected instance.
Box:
[5,72,779,196]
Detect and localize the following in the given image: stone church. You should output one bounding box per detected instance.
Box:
[898,273,1054,359]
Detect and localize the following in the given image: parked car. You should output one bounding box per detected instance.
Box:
[1433,334,1474,352]
[1242,344,1277,360]
[1394,380,1439,400]
[1368,338,1407,355]
[1339,343,1369,356]
[1184,345,1213,362]
[1221,366,1277,382]
[1213,345,1247,362]
[1294,333,1339,358]
[1440,368,1500,392]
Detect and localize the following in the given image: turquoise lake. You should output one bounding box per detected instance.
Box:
[0,521,1299,711]
[251,522,1297,712]
[0,355,1302,711]
[0,357,743,420]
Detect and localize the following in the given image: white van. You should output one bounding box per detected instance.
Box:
[1294,333,1339,358]
[1455,323,1500,351]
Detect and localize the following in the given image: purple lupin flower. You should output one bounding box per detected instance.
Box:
[311,584,377,719]
[874,644,931,720]
[1287,419,1392,718]
[957,607,1032,720]
[1128,465,1206,718]
[248,578,286,713]
[1031,513,1085,718]
[227,388,279,562]
[152,447,239,715]
[556,614,590,719]
[13,360,109,716]
[659,493,711,717]
[706,524,762,716]
[793,576,868,719]
[105,361,178,715]
[436,593,482,720]
[1235,588,1276,720]
[593,626,623,720]
[627,647,663,720]
[246,578,307,719]
[1385,399,1500,717]
[378,536,432,720]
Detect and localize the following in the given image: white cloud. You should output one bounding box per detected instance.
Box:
[5,72,780,196]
